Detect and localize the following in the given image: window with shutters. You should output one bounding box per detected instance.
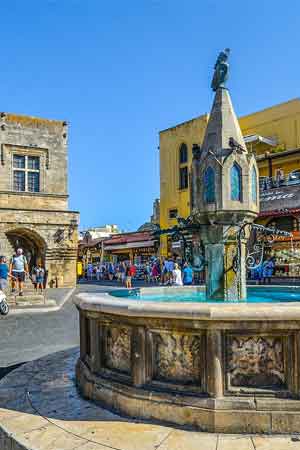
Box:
[179,143,188,190]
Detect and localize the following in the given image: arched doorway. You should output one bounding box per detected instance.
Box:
[5,228,46,271]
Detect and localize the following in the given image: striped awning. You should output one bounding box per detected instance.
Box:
[104,240,155,251]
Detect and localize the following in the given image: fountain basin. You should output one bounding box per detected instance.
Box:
[75,286,300,434]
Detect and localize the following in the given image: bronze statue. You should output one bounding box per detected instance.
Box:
[211,48,230,91]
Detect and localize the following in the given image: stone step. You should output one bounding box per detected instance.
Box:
[10,301,56,309]
[11,289,43,294]
[8,294,45,304]
[8,290,44,297]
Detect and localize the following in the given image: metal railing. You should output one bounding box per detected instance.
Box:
[259,175,300,191]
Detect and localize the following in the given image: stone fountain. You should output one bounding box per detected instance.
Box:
[75,50,300,434]
[191,47,258,301]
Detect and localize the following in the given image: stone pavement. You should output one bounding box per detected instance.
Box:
[0,284,116,374]
[1,349,300,450]
[8,287,75,312]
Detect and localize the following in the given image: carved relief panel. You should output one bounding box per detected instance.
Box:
[226,334,289,392]
[105,326,131,375]
[151,331,203,387]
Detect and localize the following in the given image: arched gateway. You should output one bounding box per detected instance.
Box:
[5,227,46,271]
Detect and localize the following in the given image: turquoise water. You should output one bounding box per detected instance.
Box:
[111,287,300,303]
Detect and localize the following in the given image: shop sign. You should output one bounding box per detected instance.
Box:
[274,230,300,242]
[134,247,155,255]
[260,185,300,213]
[260,190,295,202]
[172,241,182,249]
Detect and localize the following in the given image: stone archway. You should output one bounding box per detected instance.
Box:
[5,228,46,271]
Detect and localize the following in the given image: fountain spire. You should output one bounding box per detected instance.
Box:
[191,49,259,301]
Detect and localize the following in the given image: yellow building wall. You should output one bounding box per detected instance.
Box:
[257,155,300,178]
[239,98,300,155]
[159,115,208,256]
[159,98,300,256]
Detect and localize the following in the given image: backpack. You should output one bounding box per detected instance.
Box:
[11,255,27,268]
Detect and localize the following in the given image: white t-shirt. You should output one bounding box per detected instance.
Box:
[173,269,183,286]
[11,255,27,272]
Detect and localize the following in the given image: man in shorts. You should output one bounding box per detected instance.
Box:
[164,258,174,285]
[9,248,28,296]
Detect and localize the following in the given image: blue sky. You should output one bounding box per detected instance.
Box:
[1,1,300,230]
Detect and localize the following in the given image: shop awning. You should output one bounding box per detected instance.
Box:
[103,231,153,245]
[259,184,300,216]
[104,240,155,251]
[244,134,277,147]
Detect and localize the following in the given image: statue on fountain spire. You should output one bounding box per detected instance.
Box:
[211,48,230,91]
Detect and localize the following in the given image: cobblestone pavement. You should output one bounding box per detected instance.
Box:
[0,284,115,375]
[1,349,300,450]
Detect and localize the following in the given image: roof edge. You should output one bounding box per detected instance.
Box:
[159,97,300,136]
[159,114,208,134]
[3,112,66,126]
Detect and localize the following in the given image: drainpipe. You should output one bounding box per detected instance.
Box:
[100,240,104,264]
[266,152,272,178]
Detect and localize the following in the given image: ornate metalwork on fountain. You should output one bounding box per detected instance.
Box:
[236,222,292,272]
[105,326,131,375]
[227,335,285,389]
[153,333,202,385]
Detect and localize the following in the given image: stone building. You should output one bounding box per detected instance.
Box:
[0,112,79,287]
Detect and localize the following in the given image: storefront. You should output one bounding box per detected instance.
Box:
[78,237,103,267]
[103,231,159,264]
[257,184,300,279]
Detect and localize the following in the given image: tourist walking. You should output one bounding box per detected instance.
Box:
[30,267,37,290]
[87,263,93,281]
[262,257,275,284]
[77,261,83,281]
[33,262,45,293]
[172,263,183,286]
[9,248,28,296]
[119,262,126,284]
[151,261,160,283]
[0,256,9,315]
[0,256,9,292]
[96,265,101,281]
[164,258,175,285]
[160,258,166,284]
[125,264,132,289]
[108,262,115,281]
[182,262,193,285]
[100,263,106,280]
[145,262,151,283]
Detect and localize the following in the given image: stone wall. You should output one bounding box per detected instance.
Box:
[0,112,79,287]
[0,114,68,209]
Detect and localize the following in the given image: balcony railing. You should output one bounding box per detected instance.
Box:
[259,174,300,192]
